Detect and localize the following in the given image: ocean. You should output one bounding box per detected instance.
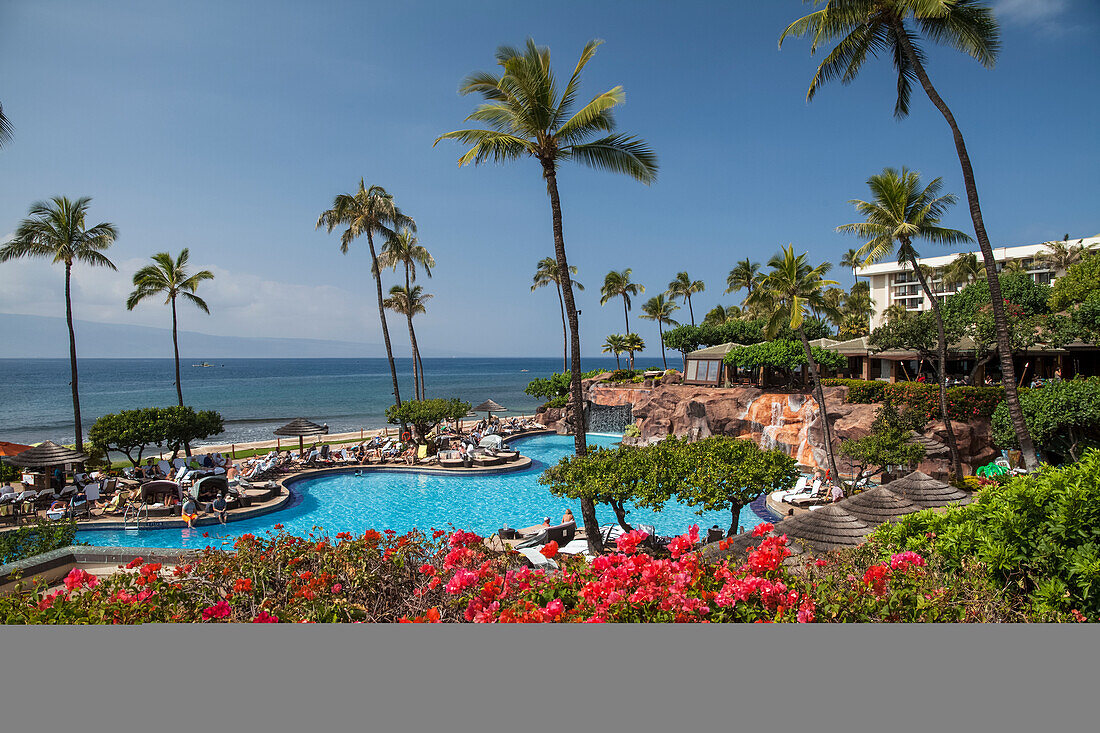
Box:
[0,357,631,447]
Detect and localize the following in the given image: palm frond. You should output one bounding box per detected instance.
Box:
[566,134,658,184]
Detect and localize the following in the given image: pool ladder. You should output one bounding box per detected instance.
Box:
[123,503,149,530]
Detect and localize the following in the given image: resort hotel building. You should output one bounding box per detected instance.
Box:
[858,234,1100,329]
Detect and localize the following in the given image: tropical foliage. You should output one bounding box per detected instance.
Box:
[838,402,926,479]
[724,340,845,385]
[990,378,1100,463]
[384,399,471,443]
[379,228,435,400]
[639,294,679,369]
[88,406,224,466]
[666,271,704,325]
[532,257,583,371]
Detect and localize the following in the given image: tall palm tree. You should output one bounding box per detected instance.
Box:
[667,271,704,326]
[602,333,627,369]
[379,228,435,400]
[821,286,847,329]
[317,180,415,410]
[126,249,215,407]
[0,101,12,148]
[600,269,645,333]
[838,167,972,479]
[781,0,1038,469]
[0,196,117,451]
[532,257,584,372]
[384,285,432,398]
[639,294,680,369]
[748,246,843,485]
[942,252,984,290]
[703,303,741,325]
[883,302,912,323]
[839,281,875,336]
[725,258,761,304]
[622,333,646,371]
[1036,236,1087,272]
[436,38,658,554]
[840,247,863,284]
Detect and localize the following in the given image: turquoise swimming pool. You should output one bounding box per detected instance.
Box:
[76,433,765,549]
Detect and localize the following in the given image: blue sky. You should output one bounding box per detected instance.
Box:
[1,0,1097,358]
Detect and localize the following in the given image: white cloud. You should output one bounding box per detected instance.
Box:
[0,257,377,342]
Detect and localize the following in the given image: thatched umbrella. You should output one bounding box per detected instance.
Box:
[274,418,329,457]
[472,399,507,422]
[839,486,921,527]
[772,504,873,553]
[881,470,970,508]
[4,440,88,468]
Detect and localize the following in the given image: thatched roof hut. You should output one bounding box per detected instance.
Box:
[771,504,873,553]
[881,471,970,508]
[274,418,328,455]
[906,431,949,456]
[838,486,921,526]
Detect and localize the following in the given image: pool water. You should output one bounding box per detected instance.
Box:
[77,433,765,549]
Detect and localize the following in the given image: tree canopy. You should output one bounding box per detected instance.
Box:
[1049,252,1100,312]
[838,402,926,480]
[991,378,1100,463]
[385,399,471,442]
[88,406,224,466]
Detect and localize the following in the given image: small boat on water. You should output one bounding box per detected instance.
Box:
[192,362,215,367]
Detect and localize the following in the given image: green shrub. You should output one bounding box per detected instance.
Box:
[823,378,886,403]
[990,377,1100,462]
[824,379,1003,420]
[0,519,81,565]
[876,450,1100,619]
[540,396,569,411]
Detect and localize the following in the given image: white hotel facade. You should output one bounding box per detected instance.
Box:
[857,234,1100,329]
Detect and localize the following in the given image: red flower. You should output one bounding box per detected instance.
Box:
[540,541,559,559]
[233,578,252,593]
[331,583,342,594]
[426,607,441,623]
[125,557,144,570]
[202,599,232,621]
[814,558,828,567]
[252,610,279,623]
[752,523,774,538]
[861,564,890,596]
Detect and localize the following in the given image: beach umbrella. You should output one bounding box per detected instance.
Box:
[472,399,507,422]
[771,504,873,554]
[837,486,920,527]
[4,440,88,468]
[880,471,970,508]
[0,441,34,457]
[274,418,329,456]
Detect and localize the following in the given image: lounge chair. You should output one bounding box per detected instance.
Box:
[516,546,558,570]
[770,476,809,503]
[515,521,576,549]
[0,495,17,525]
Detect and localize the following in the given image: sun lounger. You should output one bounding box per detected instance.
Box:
[516,546,558,570]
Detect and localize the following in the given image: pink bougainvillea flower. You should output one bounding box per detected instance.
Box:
[331,583,342,594]
[125,557,144,570]
[252,610,279,623]
[63,567,97,591]
[616,529,649,555]
[544,598,564,621]
[889,551,927,572]
[202,599,232,621]
[752,523,774,538]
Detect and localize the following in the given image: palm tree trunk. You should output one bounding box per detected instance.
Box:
[894,21,1038,470]
[623,296,630,334]
[65,262,83,452]
[798,326,842,487]
[556,282,568,372]
[907,251,964,480]
[614,351,621,369]
[171,295,183,406]
[687,295,695,326]
[543,161,602,555]
[404,265,419,401]
[367,230,402,409]
[417,348,426,400]
[658,321,667,369]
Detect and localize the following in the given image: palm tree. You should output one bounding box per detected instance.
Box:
[821,287,847,329]
[602,334,627,369]
[748,246,843,486]
[0,196,117,451]
[639,294,680,369]
[379,228,435,400]
[942,252,984,290]
[622,333,646,371]
[999,259,1027,275]
[317,180,415,410]
[839,281,875,337]
[532,257,584,372]
[0,101,12,148]
[667,272,704,326]
[725,258,761,304]
[1036,236,1087,272]
[384,285,432,397]
[126,249,215,407]
[703,303,741,325]
[781,0,1038,469]
[436,38,658,554]
[840,247,863,284]
[838,167,972,479]
[601,269,645,333]
[883,303,912,324]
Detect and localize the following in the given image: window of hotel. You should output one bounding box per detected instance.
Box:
[903,297,923,310]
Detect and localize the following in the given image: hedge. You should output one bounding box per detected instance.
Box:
[0,519,81,565]
[823,378,1004,421]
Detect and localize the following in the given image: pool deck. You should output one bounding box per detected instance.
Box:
[2,432,549,533]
